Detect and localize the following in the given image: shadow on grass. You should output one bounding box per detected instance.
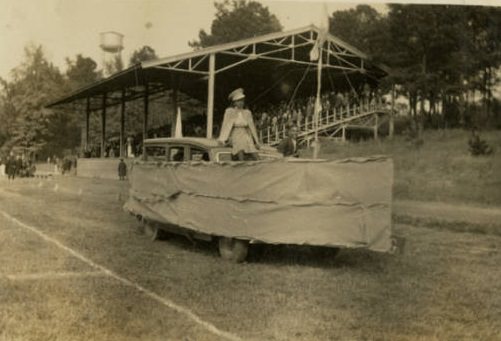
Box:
[152,229,392,269]
[247,244,341,267]
[252,245,396,272]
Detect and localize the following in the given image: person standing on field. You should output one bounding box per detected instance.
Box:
[118,158,127,180]
[6,152,17,181]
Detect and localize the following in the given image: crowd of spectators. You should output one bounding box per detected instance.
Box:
[0,153,36,179]
[253,85,385,135]
[76,85,386,157]
[83,136,142,159]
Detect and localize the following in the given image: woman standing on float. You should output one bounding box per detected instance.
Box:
[218,88,260,161]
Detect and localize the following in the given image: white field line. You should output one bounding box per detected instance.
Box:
[0,210,242,341]
[5,271,106,281]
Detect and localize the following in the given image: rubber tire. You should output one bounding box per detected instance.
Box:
[143,222,160,241]
[218,237,249,263]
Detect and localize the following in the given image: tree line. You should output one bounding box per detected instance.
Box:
[192,1,501,129]
[0,46,157,158]
[1,1,500,158]
[329,4,501,129]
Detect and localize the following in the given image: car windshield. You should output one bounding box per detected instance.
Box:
[145,146,166,160]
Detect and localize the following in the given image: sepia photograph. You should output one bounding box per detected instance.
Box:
[0,0,500,340]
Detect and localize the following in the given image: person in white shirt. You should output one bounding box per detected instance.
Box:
[218,88,260,161]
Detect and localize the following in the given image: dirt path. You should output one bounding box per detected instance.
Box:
[393,199,501,226]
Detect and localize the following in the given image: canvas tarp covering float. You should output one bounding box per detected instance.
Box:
[124,156,394,252]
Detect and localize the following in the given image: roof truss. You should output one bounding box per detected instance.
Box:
[48,25,388,109]
[143,25,375,76]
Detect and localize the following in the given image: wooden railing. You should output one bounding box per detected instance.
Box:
[259,102,387,145]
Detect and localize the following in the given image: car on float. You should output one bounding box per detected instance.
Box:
[125,137,394,263]
[126,137,283,261]
[140,137,283,163]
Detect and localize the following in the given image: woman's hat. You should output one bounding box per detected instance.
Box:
[228,88,245,102]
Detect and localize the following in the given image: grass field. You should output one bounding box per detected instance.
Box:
[1,175,501,340]
[306,129,501,207]
[1,128,500,340]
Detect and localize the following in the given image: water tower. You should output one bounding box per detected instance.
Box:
[99,31,124,77]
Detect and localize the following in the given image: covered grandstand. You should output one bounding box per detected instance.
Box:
[47,24,392,161]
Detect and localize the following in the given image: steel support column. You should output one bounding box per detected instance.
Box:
[171,74,178,137]
[206,53,215,138]
[120,89,126,158]
[389,84,395,139]
[101,93,107,158]
[143,83,149,158]
[85,97,90,152]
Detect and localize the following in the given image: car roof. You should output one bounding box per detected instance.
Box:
[143,137,283,158]
[144,137,223,148]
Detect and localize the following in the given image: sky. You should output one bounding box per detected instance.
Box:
[0,0,497,80]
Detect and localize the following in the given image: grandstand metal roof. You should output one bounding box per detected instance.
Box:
[47,25,389,110]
